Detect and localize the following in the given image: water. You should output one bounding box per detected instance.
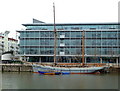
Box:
[1,72,119,89]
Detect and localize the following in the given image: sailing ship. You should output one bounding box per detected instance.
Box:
[32,3,107,75]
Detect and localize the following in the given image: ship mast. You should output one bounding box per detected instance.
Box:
[53,3,57,65]
[82,30,85,66]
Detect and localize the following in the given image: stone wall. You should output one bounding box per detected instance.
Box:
[1,64,33,72]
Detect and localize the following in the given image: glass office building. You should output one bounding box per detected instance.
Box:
[17,20,120,63]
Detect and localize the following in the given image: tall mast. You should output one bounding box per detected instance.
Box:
[53,3,57,65]
[82,30,85,66]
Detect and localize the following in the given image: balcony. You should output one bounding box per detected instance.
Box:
[0,42,3,46]
[0,46,3,50]
[10,45,14,48]
[16,46,19,49]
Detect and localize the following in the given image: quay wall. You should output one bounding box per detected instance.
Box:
[0,63,120,72]
[1,64,33,72]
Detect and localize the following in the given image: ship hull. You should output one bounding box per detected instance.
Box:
[32,65,106,74]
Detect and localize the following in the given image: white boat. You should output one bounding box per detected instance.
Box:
[32,3,107,75]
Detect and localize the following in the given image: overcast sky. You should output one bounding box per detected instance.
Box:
[0,0,119,38]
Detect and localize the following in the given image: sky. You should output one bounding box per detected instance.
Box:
[0,0,119,38]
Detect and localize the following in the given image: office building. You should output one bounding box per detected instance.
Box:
[17,19,120,63]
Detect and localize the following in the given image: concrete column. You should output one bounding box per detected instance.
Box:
[24,56,26,61]
[85,57,87,64]
[116,58,118,66]
[69,58,71,63]
[39,57,41,63]
[23,52,26,61]
[100,58,102,63]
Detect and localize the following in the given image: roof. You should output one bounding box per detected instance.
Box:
[22,22,120,26]
[33,18,45,23]
[8,38,18,42]
[2,51,14,55]
[0,36,4,38]
[0,36,18,41]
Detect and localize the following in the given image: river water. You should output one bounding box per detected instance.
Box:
[1,71,119,89]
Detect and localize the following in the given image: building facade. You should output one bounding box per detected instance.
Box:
[17,20,120,63]
[0,31,19,59]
